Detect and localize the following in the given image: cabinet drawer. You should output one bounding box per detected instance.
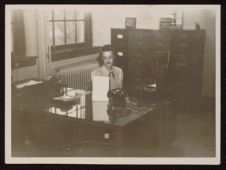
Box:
[129,30,151,40]
[153,42,169,50]
[129,41,151,52]
[111,29,127,43]
[128,61,147,70]
[113,42,126,48]
[128,49,151,59]
[128,77,144,85]
[171,43,190,53]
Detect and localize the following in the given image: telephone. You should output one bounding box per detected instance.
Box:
[107,88,129,118]
[107,88,126,106]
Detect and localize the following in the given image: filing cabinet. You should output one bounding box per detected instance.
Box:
[127,29,153,86]
[153,30,171,51]
[111,28,205,97]
[170,30,205,96]
[111,29,128,86]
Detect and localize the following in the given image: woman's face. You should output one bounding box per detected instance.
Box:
[102,51,114,69]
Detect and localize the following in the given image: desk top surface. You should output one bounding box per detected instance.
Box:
[12,79,169,128]
[45,89,157,128]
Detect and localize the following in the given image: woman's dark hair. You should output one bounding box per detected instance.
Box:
[97,44,117,66]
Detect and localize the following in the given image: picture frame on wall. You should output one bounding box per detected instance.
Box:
[125,17,136,29]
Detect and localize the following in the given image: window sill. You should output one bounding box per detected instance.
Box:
[51,46,100,62]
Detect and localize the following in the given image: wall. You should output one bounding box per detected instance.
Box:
[12,64,38,82]
[92,5,160,46]
[11,8,98,82]
[11,9,43,82]
[183,9,216,98]
[11,6,217,98]
[52,54,97,69]
[11,9,38,82]
[13,54,98,82]
[91,5,217,98]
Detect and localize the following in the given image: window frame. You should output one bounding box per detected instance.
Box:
[49,9,92,58]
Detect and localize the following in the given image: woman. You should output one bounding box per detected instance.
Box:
[91,44,123,90]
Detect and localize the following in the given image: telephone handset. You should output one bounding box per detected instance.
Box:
[107,88,126,106]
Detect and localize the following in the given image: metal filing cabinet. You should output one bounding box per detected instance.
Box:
[170,30,205,97]
[111,28,205,97]
[111,28,128,86]
[127,29,152,86]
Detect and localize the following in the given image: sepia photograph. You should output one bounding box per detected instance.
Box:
[5,4,220,164]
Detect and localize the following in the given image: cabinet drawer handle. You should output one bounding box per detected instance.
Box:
[104,133,110,140]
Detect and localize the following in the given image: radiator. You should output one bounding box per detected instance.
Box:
[56,63,98,90]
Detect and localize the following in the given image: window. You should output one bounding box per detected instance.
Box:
[49,9,92,54]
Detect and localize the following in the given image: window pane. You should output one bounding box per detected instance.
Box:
[65,10,75,20]
[46,10,53,21]
[76,21,85,43]
[66,22,75,44]
[49,22,53,46]
[53,9,64,20]
[76,11,85,20]
[54,22,65,45]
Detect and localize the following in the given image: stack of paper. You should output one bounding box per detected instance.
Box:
[92,76,109,101]
[16,80,43,89]
[92,101,109,122]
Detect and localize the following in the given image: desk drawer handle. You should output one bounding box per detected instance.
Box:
[104,133,110,140]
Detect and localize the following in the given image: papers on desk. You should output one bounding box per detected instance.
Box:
[67,89,90,97]
[53,89,90,101]
[15,80,43,89]
[92,76,109,101]
[147,83,157,88]
[48,105,86,119]
[53,95,76,102]
[92,101,109,122]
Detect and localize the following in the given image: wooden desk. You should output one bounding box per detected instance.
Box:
[12,82,177,157]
